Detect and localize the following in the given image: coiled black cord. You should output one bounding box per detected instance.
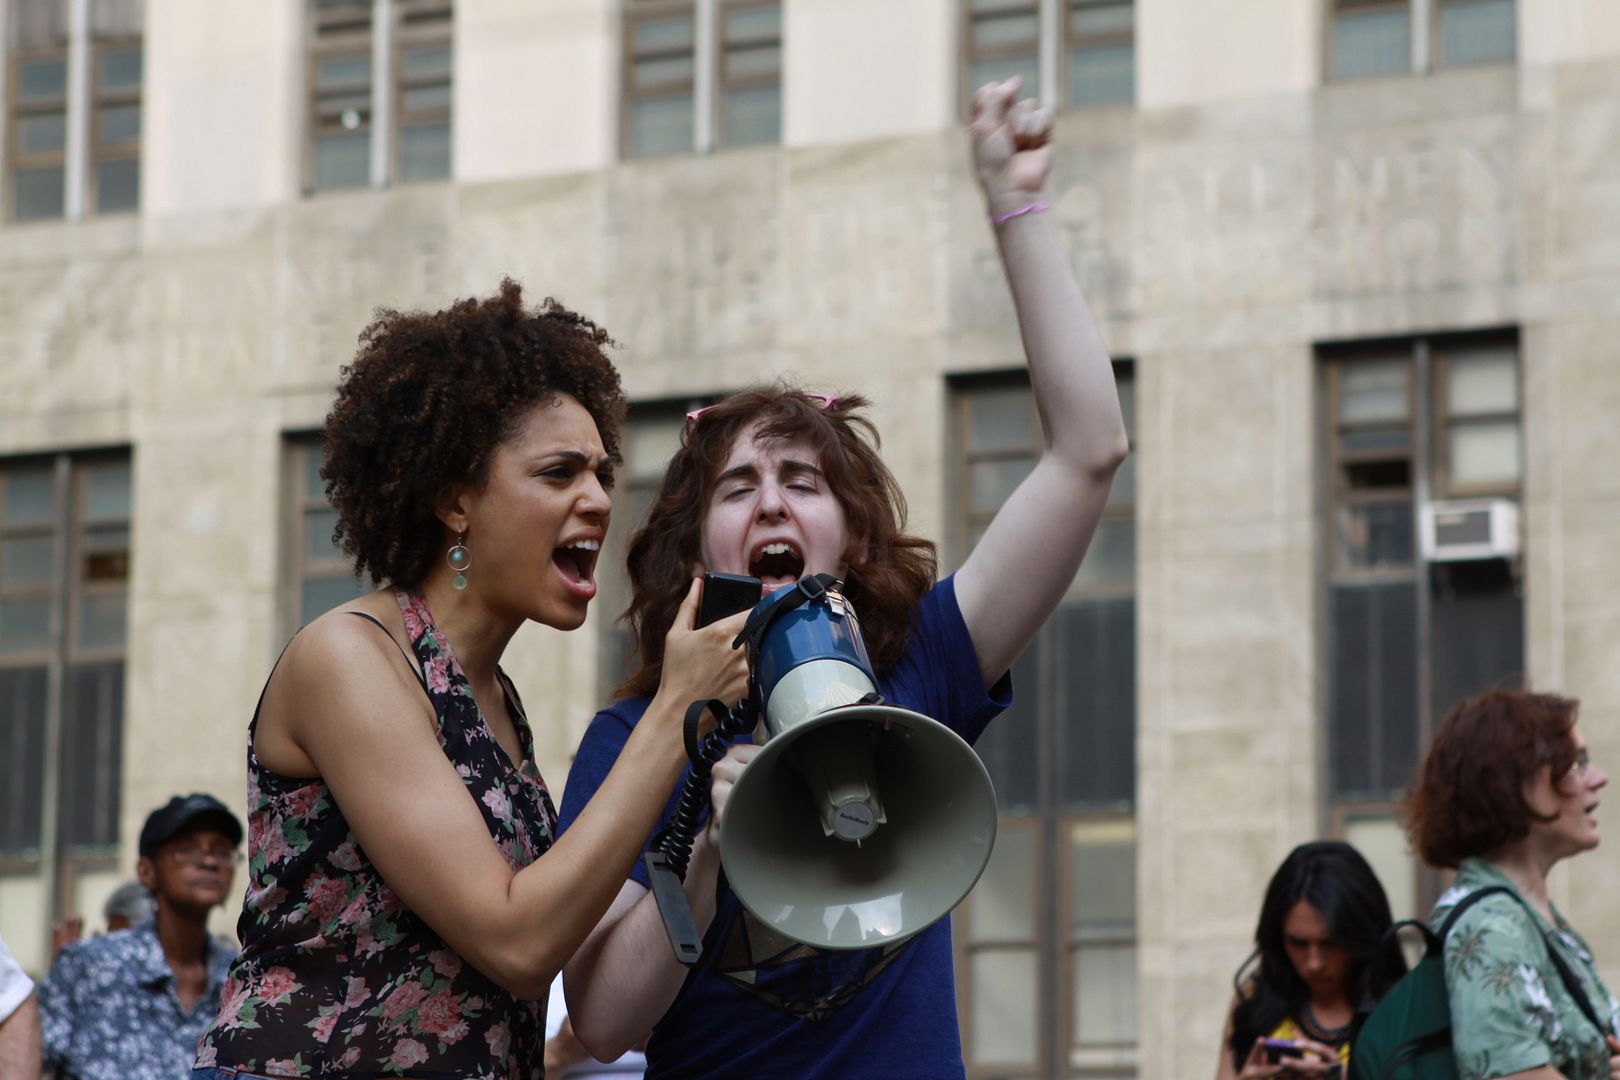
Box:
[655,697,757,880]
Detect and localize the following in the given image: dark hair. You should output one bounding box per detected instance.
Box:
[323,278,624,587]
[1404,689,1580,868]
[619,385,937,698]
[1227,841,1404,1069]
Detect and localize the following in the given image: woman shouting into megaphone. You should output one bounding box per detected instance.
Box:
[555,77,1129,1080]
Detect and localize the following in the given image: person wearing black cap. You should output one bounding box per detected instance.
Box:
[38,793,242,1080]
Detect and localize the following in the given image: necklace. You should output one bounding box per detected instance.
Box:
[1299,1001,1353,1045]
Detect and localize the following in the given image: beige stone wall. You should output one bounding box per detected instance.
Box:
[2,4,1619,1076]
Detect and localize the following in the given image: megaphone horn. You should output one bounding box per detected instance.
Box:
[717,576,998,951]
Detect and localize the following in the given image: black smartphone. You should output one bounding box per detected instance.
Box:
[696,572,762,628]
[1262,1039,1306,1064]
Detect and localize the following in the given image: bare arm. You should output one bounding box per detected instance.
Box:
[0,993,41,1080]
[279,582,749,1000]
[563,744,757,1059]
[953,78,1130,685]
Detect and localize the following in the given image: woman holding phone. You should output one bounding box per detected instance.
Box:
[1216,841,1406,1080]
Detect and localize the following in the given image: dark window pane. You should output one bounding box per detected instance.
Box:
[402,45,451,79]
[0,667,48,857]
[398,122,450,182]
[99,45,142,91]
[977,645,1040,812]
[402,83,451,111]
[1430,561,1524,720]
[1333,6,1410,79]
[4,466,56,525]
[62,662,123,850]
[1058,599,1135,810]
[314,131,371,189]
[95,158,140,213]
[3,536,54,586]
[722,86,779,146]
[301,574,367,625]
[83,460,131,519]
[1329,582,1419,799]
[1069,42,1133,107]
[634,15,694,51]
[318,53,371,86]
[77,592,127,650]
[1071,519,1135,592]
[99,102,141,144]
[305,446,327,498]
[725,5,780,39]
[629,97,693,157]
[0,597,52,654]
[1336,502,1414,571]
[1438,0,1515,66]
[18,56,67,101]
[969,55,1040,101]
[18,110,67,154]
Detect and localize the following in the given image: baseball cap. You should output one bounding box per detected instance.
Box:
[138,793,243,857]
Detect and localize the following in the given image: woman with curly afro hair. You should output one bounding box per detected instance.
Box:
[195,280,750,1080]
[554,79,1130,1080]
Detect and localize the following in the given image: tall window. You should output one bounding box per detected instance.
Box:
[285,436,367,632]
[0,454,132,961]
[596,400,704,699]
[952,367,1137,1080]
[6,0,142,222]
[306,0,452,193]
[1321,334,1523,916]
[622,0,782,159]
[1328,0,1515,80]
[962,0,1135,112]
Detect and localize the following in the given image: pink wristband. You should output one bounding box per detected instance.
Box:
[990,201,1049,225]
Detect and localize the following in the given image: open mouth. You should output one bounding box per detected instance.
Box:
[749,540,805,585]
[553,538,600,587]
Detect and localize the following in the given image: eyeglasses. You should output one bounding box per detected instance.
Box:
[163,842,243,867]
[684,393,841,434]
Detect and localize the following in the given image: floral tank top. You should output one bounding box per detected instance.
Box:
[197,590,558,1079]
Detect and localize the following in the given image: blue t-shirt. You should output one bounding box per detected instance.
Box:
[559,575,1011,1080]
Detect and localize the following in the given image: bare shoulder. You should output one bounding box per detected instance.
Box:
[258,592,429,773]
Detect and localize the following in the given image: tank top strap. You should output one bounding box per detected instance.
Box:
[346,609,430,697]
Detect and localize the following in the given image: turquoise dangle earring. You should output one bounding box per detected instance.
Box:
[447,531,471,590]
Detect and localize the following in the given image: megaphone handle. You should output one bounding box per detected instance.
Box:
[642,851,704,967]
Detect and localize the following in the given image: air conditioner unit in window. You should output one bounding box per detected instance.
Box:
[1421,499,1520,562]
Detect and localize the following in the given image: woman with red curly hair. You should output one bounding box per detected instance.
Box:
[1405,689,1619,1080]
[555,78,1130,1080]
[194,281,749,1079]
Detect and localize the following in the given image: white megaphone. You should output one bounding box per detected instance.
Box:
[716,575,998,950]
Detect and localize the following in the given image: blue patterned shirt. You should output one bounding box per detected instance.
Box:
[39,918,235,1080]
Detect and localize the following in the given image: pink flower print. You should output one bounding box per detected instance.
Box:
[416,988,467,1041]
[481,786,513,824]
[429,949,461,979]
[381,980,428,1024]
[258,965,301,1006]
[389,1038,430,1071]
[218,981,252,1029]
[329,841,363,872]
[426,656,451,694]
[265,1058,303,1075]
[485,1020,511,1060]
[337,1046,362,1069]
[248,881,288,913]
[285,784,322,820]
[196,1043,218,1068]
[456,763,474,779]
[305,873,350,925]
[356,926,387,958]
[310,1010,339,1044]
[344,975,371,1010]
[260,822,295,867]
[402,603,423,640]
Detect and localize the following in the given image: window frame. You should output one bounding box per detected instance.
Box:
[6,44,71,223]
[1324,0,1516,81]
[715,0,782,149]
[88,37,141,215]
[305,1,376,193]
[1062,0,1136,110]
[391,0,453,182]
[621,0,699,160]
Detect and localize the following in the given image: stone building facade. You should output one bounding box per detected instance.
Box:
[2,2,1618,1077]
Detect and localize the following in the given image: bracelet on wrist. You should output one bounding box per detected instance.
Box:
[990,201,1049,225]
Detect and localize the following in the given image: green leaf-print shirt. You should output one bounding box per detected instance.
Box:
[1433,858,1619,1080]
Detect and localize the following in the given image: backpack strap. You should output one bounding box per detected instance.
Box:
[1439,884,1609,1039]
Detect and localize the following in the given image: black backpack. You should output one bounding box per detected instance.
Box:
[1349,885,1609,1080]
